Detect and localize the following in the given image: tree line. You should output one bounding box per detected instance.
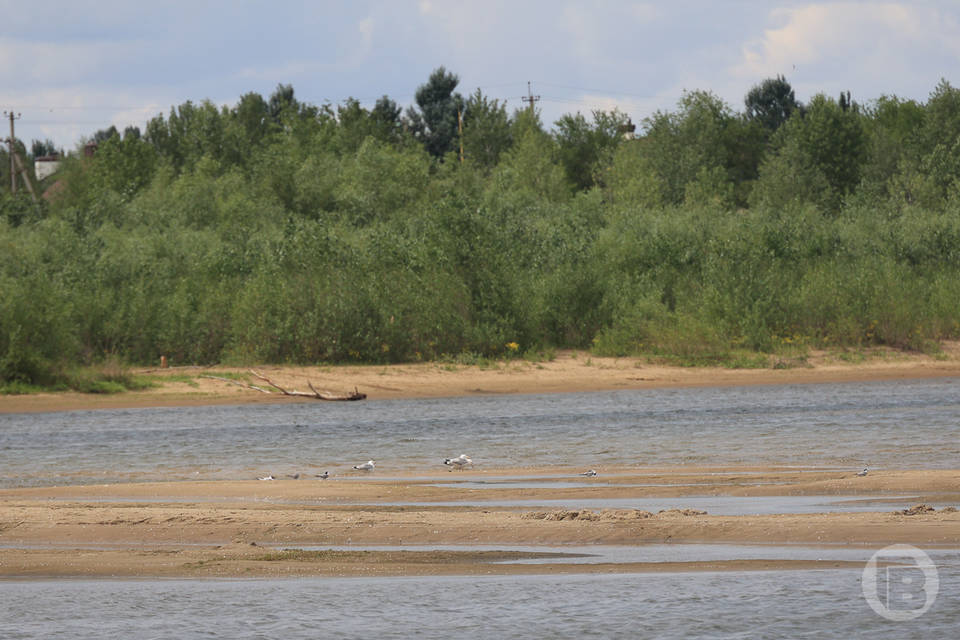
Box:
[3,68,960,386]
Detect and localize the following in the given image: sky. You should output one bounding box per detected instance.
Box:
[2,0,959,151]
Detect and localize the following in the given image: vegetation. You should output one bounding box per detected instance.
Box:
[3,72,960,386]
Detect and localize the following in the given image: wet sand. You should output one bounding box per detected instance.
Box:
[1,469,958,578]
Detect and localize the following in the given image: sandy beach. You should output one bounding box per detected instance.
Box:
[2,347,960,578]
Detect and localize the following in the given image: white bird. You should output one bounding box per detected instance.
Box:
[856,468,868,477]
[444,454,473,471]
[258,475,275,481]
[316,471,330,480]
[579,469,598,477]
[353,460,375,471]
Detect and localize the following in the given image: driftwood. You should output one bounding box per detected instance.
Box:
[201,370,365,401]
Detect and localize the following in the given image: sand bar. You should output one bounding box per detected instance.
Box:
[1,469,958,578]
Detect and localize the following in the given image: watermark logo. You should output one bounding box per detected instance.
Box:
[862,544,939,621]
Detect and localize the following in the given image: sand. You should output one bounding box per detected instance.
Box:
[3,345,960,414]
[1,468,958,578]
[2,347,960,578]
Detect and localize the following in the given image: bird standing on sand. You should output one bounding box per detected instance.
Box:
[258,475,275,481]
[444,454,473,471]
[856,468,868,477]
[316,471,330,480]
[579,469,598,477]
[353,460,375,471]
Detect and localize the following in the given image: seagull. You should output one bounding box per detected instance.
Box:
[257,475,275,481]
[579,469,598,477]
[443,454,473,471]
[316,471,330,480]
[856,468,868,477]
[353,460,375,471]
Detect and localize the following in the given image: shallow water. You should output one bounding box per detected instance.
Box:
[2,567,957,639]
[1,377,959,487]
[337,495,936,515]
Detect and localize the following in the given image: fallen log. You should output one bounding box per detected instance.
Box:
[198,372,366,401]
[250,370,367,401]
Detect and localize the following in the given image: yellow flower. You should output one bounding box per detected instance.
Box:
[506,342,520,352]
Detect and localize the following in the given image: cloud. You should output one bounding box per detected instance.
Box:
[0,37,138,85]
[732,3,960,97]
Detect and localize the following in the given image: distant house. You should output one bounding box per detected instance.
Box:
[35,154,61,181]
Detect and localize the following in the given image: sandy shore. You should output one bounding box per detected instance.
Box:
[1,468,958,578]
[3,345,960,414]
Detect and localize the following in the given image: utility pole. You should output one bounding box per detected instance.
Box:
[522,81,540,117]
[4,111,19,194]
[457,107,464,164]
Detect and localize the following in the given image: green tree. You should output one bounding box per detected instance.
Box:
[554,109,630,191]
[745,75,801,135]
[405,66,464,159]
[858,95,926,202]
[30,139,60,158]
[461,89,512,170]
[637,90,757,206]
[268,83,299,122]
[751,94,866,212]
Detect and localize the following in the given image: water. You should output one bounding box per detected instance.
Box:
[1,377,959,487]
[2,567,958,639]
[2,377,959,636]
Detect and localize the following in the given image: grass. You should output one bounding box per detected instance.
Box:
[142,373,200,388]
[1,359,159,395]
[0,380,55,395]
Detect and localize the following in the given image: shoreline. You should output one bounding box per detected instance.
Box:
[3,346,960,414]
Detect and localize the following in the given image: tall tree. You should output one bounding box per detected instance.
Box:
[554,109,630,191]
[639,90,754,206]
[750,93,866,212]
[745,75,801,135]
[405,67,464,159]
[30,139,60,158]
[268,83,299,122]
[461,89,512,170]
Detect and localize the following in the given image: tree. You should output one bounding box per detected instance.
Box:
[554,109,630,191]
[638,90,753,206]
[233,92,270,140]
[370,95,403,142]
[858,95,926,201]
[461,89,512,170]
[268,83,299,122]
[405,67,464,159]
[745,75,801,135]
[30,139,60,158]
[92,126,120,144]
[750,93,866,212]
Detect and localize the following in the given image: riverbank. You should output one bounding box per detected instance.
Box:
[1,468,958,578]
[3,345,960,413]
